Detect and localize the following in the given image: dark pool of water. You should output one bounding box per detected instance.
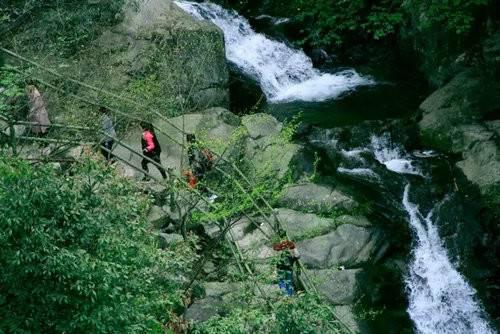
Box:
[265,80,427,128]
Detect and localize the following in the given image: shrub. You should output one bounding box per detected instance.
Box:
[0,156,197,333]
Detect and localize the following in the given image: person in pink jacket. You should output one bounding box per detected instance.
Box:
[140,122,167,180]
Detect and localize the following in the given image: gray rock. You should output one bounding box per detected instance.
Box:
[297,224,385,269]
[3,124,26,138]
[274,208,337,240]
[418,70,500,153]
[335,215,372,227]
[305,268,361,304]
[456,139,500,211]
[485,120,500,137]
[278,183,359,214]
[64,145,86,160]
[242,113,282,141]
[185,282,278,323]
[418,71,483,151]
[158,233,183,248]
[203,222,221,239]
[147,205,168,229]
[333,305,366,334]
[450,124,494,153]
[231,216,274,260]
[184,296,222,323]
[251,142,304,179]
[50,0,229,131]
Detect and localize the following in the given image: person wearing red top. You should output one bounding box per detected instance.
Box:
[140,122,167,180]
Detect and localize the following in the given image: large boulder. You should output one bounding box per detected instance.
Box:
[456,139,500,211]
[418,69,500,212]
[275,208,337,240]
[278,183,359,214]
[147,205,169,229]
[185,282,241,323]
[297,224,386,269]
[418,70,500,153]
[418,71,483,152]
[55,0,229,124]
[230,216,275,261]
[305,269,362,305]
[242,113,282,147]
[243,114,311,180]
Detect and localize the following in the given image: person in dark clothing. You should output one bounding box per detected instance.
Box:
[99,106,115,161]
[273,239,300,296]
[140,122,167,180]
[185,134,215,195]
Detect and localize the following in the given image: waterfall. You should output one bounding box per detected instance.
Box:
[402,185,494,334]
[175,1,373,103]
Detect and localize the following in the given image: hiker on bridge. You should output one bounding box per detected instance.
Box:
[273,239,300,296]
[26,81,50,135]
[99,106,115,161]
[140,121,167,180]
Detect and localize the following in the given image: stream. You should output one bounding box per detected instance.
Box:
[176,1,496,333]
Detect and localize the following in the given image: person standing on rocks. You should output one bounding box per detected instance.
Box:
[184,133,217,202]
[99,106,116,161]
[273,239,300,296]
[26,81,50,135]
[140,121,167,180]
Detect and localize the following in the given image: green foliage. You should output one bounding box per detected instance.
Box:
[193,293,343,334]
[403,0,489,35]
[289,0,404,48]
[0,66,25,114]
[0,156,197,333]
[308,152,321,183]
[1,0,126,56]
[260,0,489,49]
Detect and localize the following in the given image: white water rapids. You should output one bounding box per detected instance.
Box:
[340,134,494,333]
[402,186,494,334]
[175,1,374,103]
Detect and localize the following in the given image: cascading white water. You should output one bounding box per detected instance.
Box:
[370,134,422,176]
[343,133,494,333]
[175,1,374,103]
[402,185,494,334]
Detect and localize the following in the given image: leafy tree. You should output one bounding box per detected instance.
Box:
[403,0,489,35]
[281,0,404,48]
[0,156,197,333]
[227,0,490,52]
